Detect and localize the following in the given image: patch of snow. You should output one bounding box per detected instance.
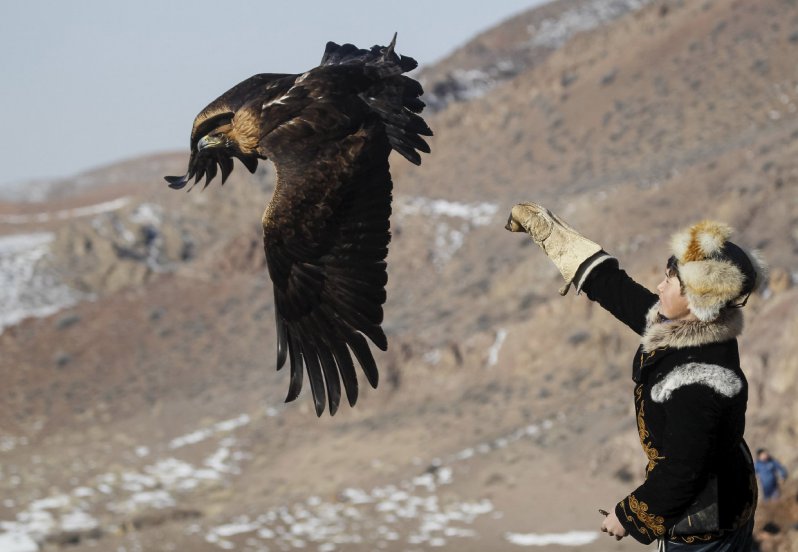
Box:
[0,436,28,453]
[72,487,94,498]
[423,349,442,365]
[134,446,150,458]
[0,530,39,552]
[120,472,158,493]
[339,488,373,505]
[528,0,652,50]
[201,460,494,551]
[204,443,238,475]
[169,414,250,449]
[60,510,99,532]
[440,419,554,467]
[397,197,499,268]
[144,458,221,491]
[433,222,467,267]
[128,203,162,226]
[454,448,475,461]
[0,232,91,334]
[422,59,521,110]
[505,530,599,546]
[0,197,131,224]
[1,429,252,546]
[487,328,508,367]
[0,508,55,547]
[29,495,70,511]
[212,519,262,538]
[113,490,176,513]
[397,197,498,226]
[436,467,453,485]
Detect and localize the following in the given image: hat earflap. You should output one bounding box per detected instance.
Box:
[679,260,744,322]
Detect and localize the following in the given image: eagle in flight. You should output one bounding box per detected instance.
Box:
[165,35,432,416]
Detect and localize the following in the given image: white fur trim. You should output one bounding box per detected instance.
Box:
[575,253,615,294]
[641,303,743,352]
[650,363,742,403]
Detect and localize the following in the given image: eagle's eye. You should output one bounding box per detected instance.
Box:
[197,133,228,151]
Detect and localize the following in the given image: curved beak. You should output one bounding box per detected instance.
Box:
[198,135,224,151]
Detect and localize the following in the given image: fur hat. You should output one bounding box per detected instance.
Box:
[669,221,767,322]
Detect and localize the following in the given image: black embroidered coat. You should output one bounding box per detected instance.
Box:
[578,257,757,545]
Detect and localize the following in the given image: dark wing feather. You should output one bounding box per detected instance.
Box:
[263,118,392,416]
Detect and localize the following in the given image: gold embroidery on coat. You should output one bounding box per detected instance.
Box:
[635,385,665,474]
[680,533,715,544]
[628,494,666,537]
[619,499,652,539]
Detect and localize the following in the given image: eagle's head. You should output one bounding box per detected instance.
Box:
[165,111,259,190]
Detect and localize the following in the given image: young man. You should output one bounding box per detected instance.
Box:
[754,448,788,501]
[506,203,766,550]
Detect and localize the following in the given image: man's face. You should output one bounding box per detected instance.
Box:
[656,268,691,321]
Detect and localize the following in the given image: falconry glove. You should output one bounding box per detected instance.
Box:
[505,202,603,295]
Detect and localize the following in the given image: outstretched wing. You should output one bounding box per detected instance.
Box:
[260,39,431,416]
[263,122,392,416]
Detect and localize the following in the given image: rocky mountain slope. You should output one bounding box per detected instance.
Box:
[1,0,797,550]
[418,0,653,111]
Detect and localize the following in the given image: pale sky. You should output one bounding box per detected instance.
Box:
[0,1,547,187]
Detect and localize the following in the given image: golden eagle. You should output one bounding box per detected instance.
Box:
[165,36,431,416]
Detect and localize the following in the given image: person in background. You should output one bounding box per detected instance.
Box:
[754,448,788,502]
[506,202,767,551]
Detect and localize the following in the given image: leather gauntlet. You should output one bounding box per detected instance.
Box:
[505,202,603,295]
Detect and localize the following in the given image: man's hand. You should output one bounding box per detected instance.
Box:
[503,202,603,296]
[600,509,628,541]
[504,203,553,242]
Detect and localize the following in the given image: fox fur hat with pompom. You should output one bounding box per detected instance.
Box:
[669,220,767,322]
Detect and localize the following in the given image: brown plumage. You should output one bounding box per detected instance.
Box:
[165,36,432,416]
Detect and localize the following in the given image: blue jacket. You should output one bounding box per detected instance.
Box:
[755,459,787,495]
